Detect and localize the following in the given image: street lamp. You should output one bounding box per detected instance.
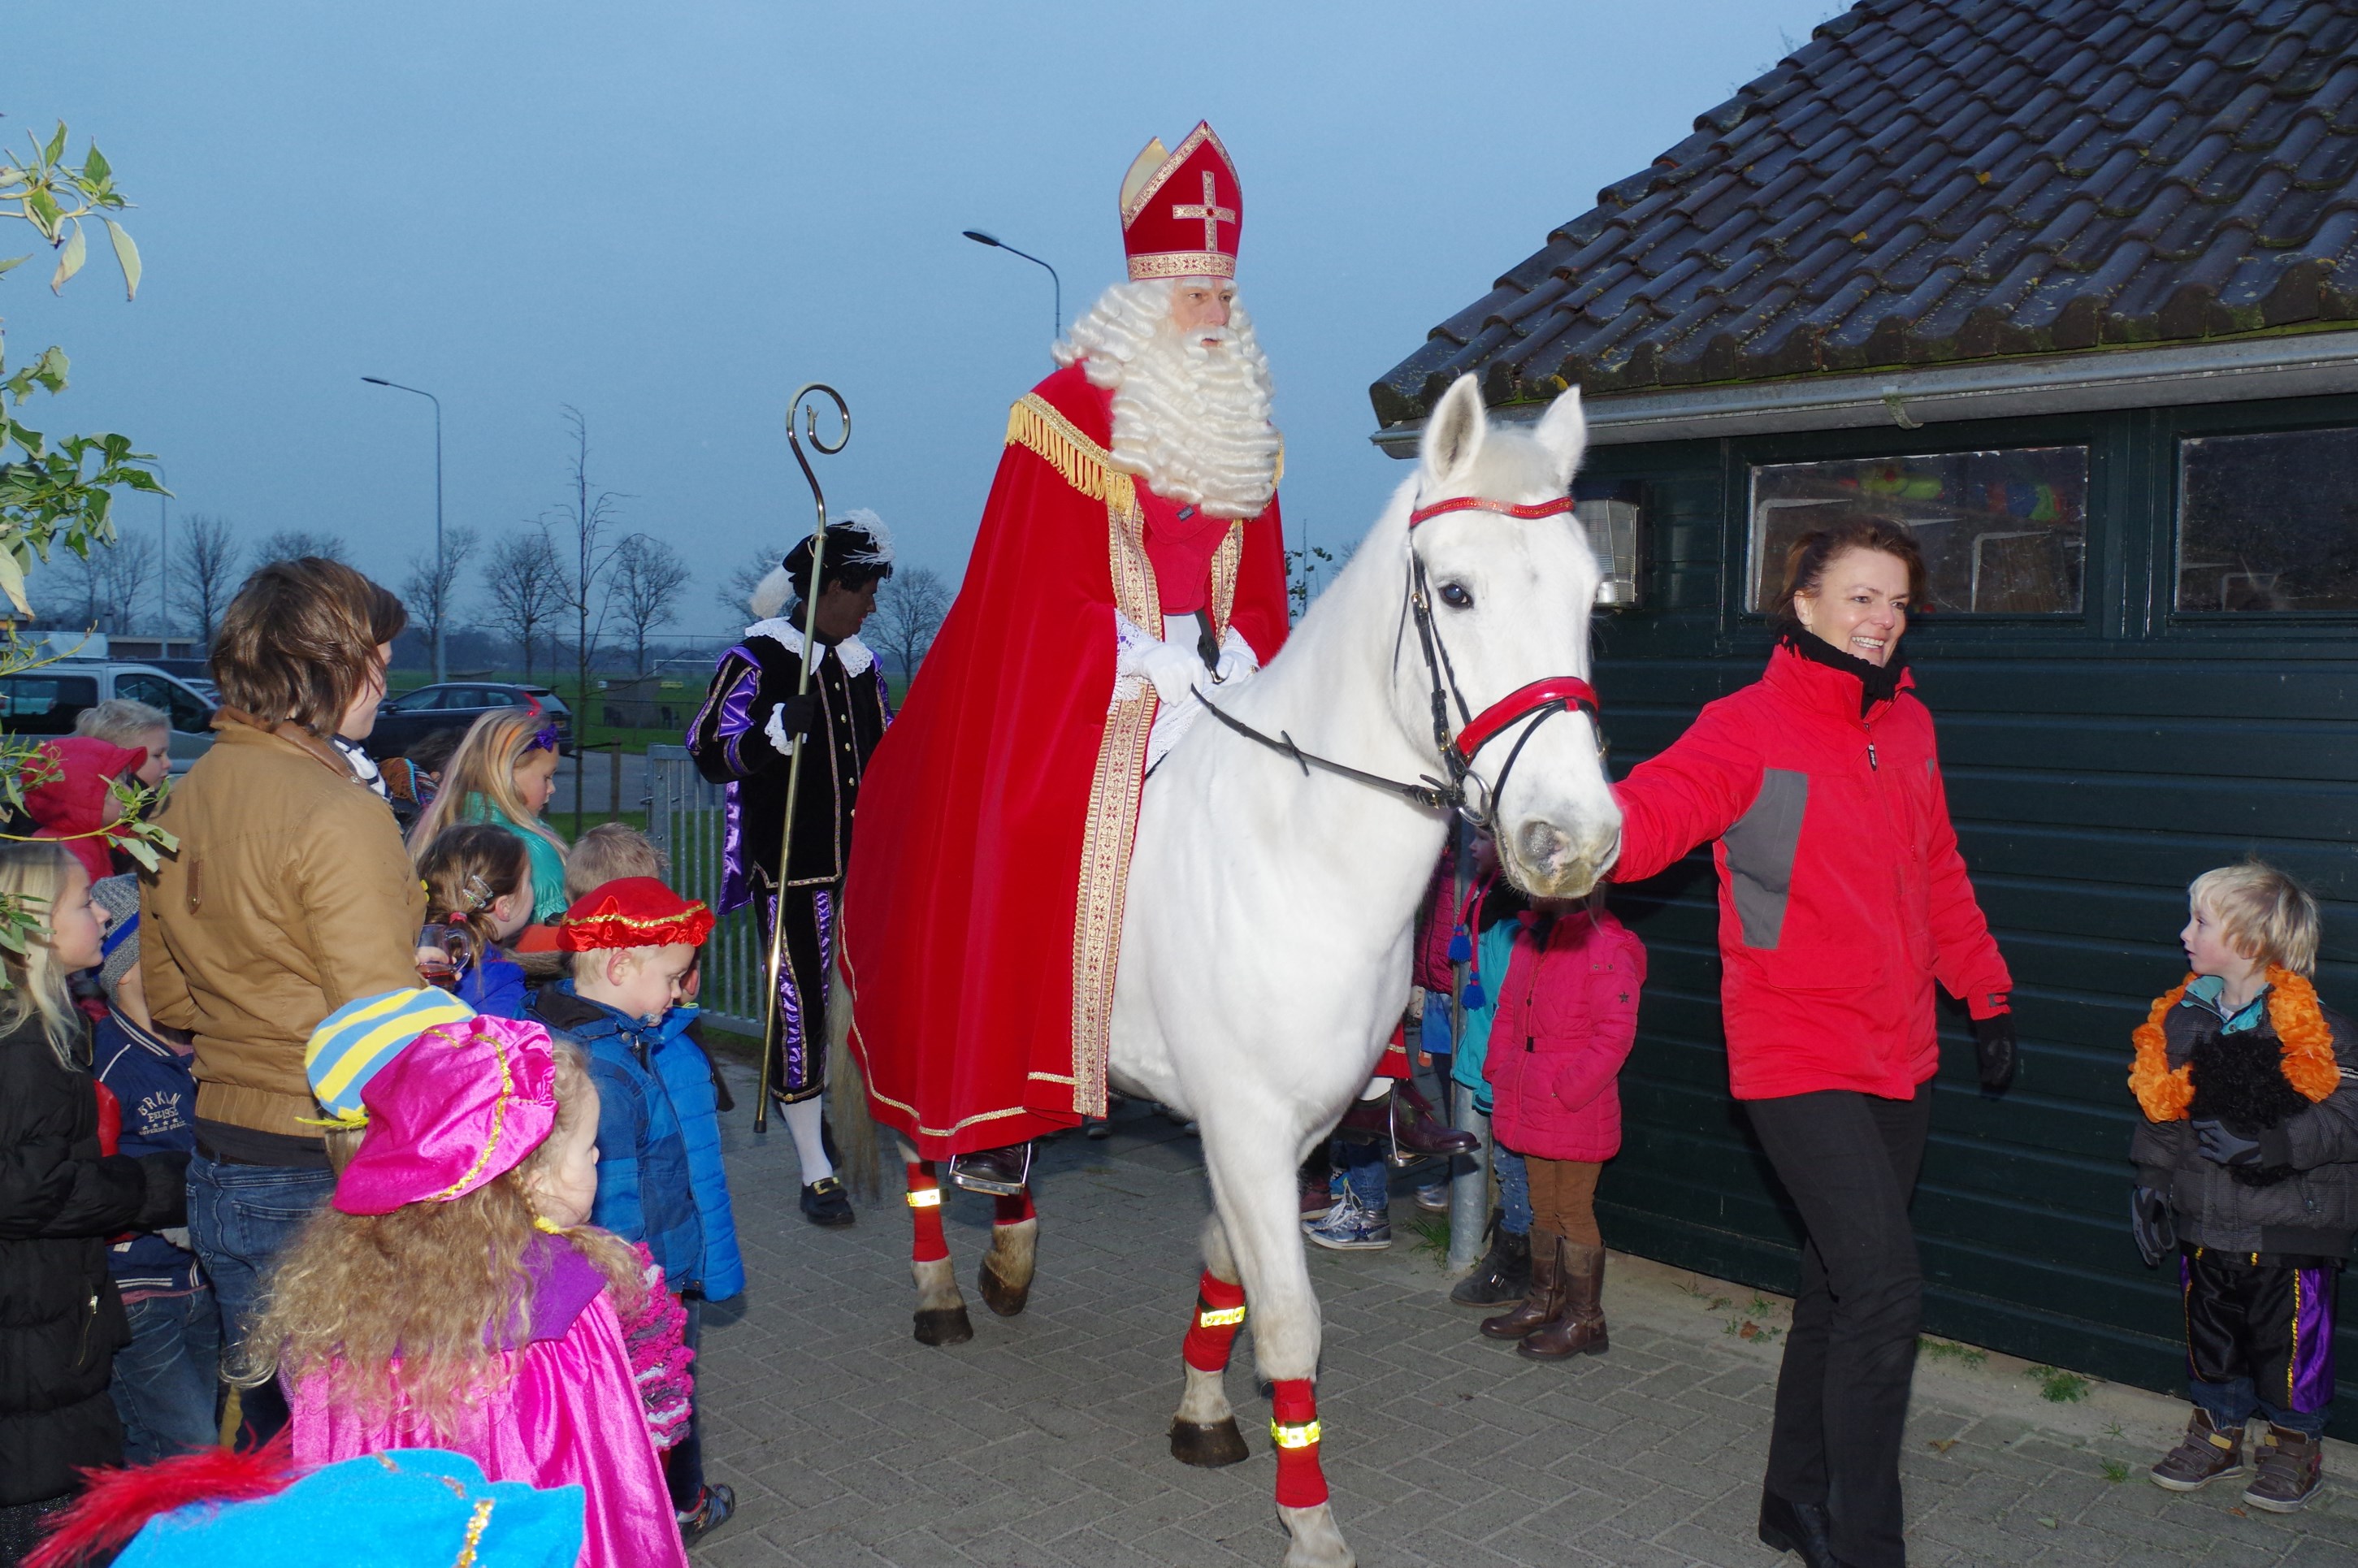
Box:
[962,229,1061,343]
[362,376,446,682]
[151,458,168,648]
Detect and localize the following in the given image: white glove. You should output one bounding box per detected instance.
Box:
[1212,626,1260,688]
[1114,612,1207,708]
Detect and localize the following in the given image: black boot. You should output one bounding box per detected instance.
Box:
[1449,1210,1532,1306]
[1758,1487,1837,1568]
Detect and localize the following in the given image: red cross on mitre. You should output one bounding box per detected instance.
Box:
[1120,121,1242,281]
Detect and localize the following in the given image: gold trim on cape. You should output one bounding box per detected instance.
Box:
[1007,395,1137,513]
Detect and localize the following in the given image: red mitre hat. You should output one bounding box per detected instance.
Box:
[557,877,715,951]
[1120,121,1241,282]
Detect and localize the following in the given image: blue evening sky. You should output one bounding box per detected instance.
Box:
[7,2,1841,638]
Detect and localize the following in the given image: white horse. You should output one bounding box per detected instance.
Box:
[837,375,1619,1567]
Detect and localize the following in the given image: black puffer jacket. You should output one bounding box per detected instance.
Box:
[2131,990,2358,1258]
[0,1013,188,1505]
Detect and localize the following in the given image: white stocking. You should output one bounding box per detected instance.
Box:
[781,1094,832,1184]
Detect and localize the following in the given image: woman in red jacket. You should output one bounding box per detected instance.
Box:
[1610,518,2013,1568]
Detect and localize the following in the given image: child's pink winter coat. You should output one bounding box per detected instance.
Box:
[1484,905,1646,1162]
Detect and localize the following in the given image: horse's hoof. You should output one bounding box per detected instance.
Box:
[912,1305,973,1346]
[977,1255,1031,1317]
[1278,1501,1354,1567]
[1167,1416,1249,1467]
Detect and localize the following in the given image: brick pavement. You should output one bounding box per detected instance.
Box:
[687,1078,2358,1567]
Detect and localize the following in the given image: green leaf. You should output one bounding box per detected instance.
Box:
[102,219,138,301]
[0,255,28,278]
[25,188,60,236]
[0,545,30,616]
[80,144,109,186]
[42,122,67,167]
[117,835,158,873]
[49,223,85,293]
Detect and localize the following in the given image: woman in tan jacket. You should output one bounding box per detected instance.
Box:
[141,558,423,1432]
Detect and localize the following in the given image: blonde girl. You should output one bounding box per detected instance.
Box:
[249,1024,691,1568]
[415,825,535,1017]
[409,709,569,921]
[0,842,189,1538]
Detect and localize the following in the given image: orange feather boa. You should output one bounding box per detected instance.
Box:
[2130,965,2339,1122]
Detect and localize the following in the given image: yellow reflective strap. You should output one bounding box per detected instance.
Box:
[1196,1305,1246,1328]
[1269,1419,1321,1449]
[906,1187,943,1208]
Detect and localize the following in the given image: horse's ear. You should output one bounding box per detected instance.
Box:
[1533,385,1588,488]
[1419,375,1488,492]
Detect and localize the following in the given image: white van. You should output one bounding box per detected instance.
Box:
[0,658,218,774]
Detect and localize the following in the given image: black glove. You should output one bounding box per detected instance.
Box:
[2130,1185,2176,1268]
[763,693,817,750]
[1972,1008,2016,1091]
[2191,1117,2288,1168]
[133,1151,191,1231]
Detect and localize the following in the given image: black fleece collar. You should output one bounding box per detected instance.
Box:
[1782,629,1907,717]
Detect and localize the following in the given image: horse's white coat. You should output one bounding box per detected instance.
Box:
[1107,378,1619,1565]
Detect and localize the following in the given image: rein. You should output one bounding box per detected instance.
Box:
[1195,488,1602,829]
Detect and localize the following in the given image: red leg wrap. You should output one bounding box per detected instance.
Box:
[906,1161,947,1263]
[1181,1270,1247,1371]
[1379,1021,1411,1079]
[994,1189,1035,1225]
[1269,1377,1328,1508]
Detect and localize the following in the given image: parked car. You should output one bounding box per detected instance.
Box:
[367,682,574,761]
[0,660,218,774]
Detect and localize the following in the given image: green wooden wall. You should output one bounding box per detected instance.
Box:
[1577,392,2358,1440]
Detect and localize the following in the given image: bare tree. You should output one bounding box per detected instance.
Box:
[873,565,950,682]
[611,533,691,674]
[482,529,565,678]
[543,408,631,827]
[50,529,159,633]
[249,528,350,568]
[173,513,241,645]
[400,525,482,676]
[715,548,777,620]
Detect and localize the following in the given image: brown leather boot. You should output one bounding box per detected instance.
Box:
[1480,1229,1563,1340]
[1519,1239,1608,1360]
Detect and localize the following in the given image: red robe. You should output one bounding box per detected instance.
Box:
[837,364,1290,1157]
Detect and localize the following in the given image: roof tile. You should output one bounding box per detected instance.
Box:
[1375,0,2358,422]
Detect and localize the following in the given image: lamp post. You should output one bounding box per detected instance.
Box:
[362,377,446,682]
[150,458,168,648]
[962,229,1061,342]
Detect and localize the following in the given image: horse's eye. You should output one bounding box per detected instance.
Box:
[1439,583,1475,610]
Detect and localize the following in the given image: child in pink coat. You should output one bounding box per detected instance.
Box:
[1478,897,1646,1361]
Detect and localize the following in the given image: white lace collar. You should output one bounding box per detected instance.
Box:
[743,618,874,678]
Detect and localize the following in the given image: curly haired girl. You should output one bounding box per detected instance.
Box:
[407,708,569,922]
[244,1019,692,1568]
[414,825,533,1017]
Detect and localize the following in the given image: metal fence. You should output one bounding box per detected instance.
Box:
[644,744,763,1038]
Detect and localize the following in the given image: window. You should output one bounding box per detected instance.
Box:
[2178,427,2358,612]
[0,675,100,734]
[1749,447,2088,615]
[118,673,212,734]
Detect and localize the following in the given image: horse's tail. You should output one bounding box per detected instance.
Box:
[827,969,882,1199]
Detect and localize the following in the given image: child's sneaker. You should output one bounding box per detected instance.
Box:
[1415,1179,1449,1211]
[677,1481,735,1543]
[1306,1193,1391,1252]
[2149,1408,2245,1491]
[2243,1423,2324,1512]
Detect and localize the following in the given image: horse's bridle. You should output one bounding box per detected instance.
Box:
[1194,489,1602,830]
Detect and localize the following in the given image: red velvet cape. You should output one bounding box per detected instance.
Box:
[837,364,1288,1157]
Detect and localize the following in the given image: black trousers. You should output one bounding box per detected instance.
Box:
[1746,1081,1934,1568]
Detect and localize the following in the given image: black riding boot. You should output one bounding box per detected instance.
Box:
[1449,1209,1532,1306]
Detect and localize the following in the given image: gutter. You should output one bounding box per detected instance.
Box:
[1368,329,2358,455]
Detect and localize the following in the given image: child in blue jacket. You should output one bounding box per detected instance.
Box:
[526,877,741,1546]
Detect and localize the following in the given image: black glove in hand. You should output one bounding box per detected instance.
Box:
[2130,1185,2177,1268]
[2191,1117,2265,1168]
[1971,1008,2017,1091]
[765,693,818,749]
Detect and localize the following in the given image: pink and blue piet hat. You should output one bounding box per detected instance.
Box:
[332,1015,560,1216]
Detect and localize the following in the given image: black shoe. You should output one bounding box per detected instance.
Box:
[948,1143,1032,1196]
[1758,1488,1837,1568]
[678,1482,735,1544]
[1083,1115,1112,1139]
[1449,1210,1532,1306]
[800,1175,855,1228]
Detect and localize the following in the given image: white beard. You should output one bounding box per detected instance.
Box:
[1055,279,1281,519]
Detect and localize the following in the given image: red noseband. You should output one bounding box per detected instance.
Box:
[1451,676,1600,765]
[1407,493,1576,528]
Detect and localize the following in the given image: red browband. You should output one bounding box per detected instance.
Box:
[1451,676,1600,763]
[1408,493,1576,528]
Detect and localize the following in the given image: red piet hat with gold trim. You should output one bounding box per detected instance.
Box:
[557,877,716,952]
[1120,121,1241,282]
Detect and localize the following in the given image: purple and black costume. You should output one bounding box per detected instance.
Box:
[685,619,890,1104]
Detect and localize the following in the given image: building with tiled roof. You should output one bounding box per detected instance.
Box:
[1373,0,2358,1438]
